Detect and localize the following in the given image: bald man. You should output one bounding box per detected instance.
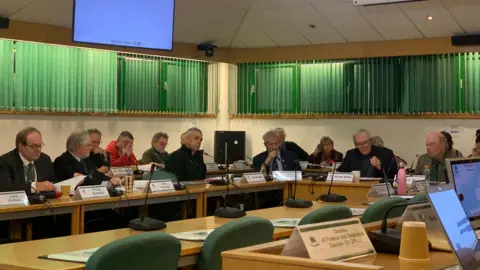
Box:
[415,132,461,183]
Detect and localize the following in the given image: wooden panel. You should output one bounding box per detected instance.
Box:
[295,181,376,203]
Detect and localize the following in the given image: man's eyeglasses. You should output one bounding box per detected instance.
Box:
[91,140,102,145]
[25,143,45,150]
[355,140,370,148]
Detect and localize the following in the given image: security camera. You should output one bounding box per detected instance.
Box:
[197,43,217,57]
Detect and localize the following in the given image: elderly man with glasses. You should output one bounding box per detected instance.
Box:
[140,132,170,166]
[337,129,397,179]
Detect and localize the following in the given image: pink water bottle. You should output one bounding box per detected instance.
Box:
[397,161,407,195]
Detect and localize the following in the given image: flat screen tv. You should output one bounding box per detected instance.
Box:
[73,0,175,51]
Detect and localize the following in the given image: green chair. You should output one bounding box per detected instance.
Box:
[143,169,178,181]
[198,216,274,270]
[85,232,181,270]
[298,205,353,226]
[410,192,428,204]
[360,197,408,224]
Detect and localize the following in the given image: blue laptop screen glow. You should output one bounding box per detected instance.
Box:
[452,162,480,218]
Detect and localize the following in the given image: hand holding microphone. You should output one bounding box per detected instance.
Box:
[370,156,382,170]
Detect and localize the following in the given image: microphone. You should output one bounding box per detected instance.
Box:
[128,163,167,231]
[317,160,347,202]
[367,200,429,254]
[244,155,253,165]
[382,157,397,197]
[203,152,215,159]
[407,154,419,174]
[285,160,313,208]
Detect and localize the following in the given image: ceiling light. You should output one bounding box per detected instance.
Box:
[427,15,434,21]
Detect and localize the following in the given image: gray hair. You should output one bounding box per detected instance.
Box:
[274,127,285,137]
[151,132,169,144]
[66,130,89,152]
[371,136,384,147]
[353,129,371,143]
[263,130,279,142]
[185,127,202,138]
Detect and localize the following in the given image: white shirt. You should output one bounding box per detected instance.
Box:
[69,152,81,162]
[19,152,37,192]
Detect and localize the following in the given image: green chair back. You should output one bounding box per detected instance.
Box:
[198,216,274,270]
[360,197,408,224]
[410,192,428,204]
[85,232,181,270]
[298,205,353,226]
[143,169,178,182]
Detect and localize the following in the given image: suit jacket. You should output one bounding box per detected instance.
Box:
[140,148,169,165]
[54,151,106,186]
[414,149,462,183]
[85,152,109,169]
[253,149,298,172]
[337,145,398,178]
[0,149,55,193]
[283,141,309,161]
[165,145,206,182]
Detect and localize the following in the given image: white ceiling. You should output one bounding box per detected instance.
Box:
[1,0,479,48]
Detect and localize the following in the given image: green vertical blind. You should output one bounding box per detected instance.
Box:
[0,40,14,110]
[235,54,480,115]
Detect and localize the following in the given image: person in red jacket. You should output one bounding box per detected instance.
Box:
[105,131,139,167]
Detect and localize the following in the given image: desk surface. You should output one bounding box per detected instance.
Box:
[0,200,367,270]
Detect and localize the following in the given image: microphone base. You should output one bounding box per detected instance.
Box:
[318,193,347,202]
[285,199,313,208]
[174,183,186,191]
[367,228,402,254]
[128,217,166,231]
[214,207,246,218]
[209,180,228,186]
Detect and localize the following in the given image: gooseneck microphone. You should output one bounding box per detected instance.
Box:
[407,154,419,174]
[128,163,167,231]
[285,160,313,208]
[318,160,347,202]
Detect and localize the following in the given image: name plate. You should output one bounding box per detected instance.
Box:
[110,167,133,177]
[413,179,429,192]
[281,218,375,261]
[367,183,395,197]
[272,171,302,181]
[0,191,29,207]
[143,180,175,193]
[399,203,441,230]
[205,163,219,171]
[241,172,266,183]
[326,173,354,183]
[73,185,110,200]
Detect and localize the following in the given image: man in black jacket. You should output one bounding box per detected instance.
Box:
[85,128,109,173]
[0,127,55,193]
[165,127,206,181]
[337,129,398,178]
[274,128,308,161]
[253,130,298,174]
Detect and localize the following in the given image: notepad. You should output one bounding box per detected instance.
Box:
[171,229,214,241]
[39,247,98,263]
[271,218,301,228]
[349,208,367,216]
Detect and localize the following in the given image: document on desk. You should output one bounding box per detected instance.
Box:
[39,247,99,263]
[349,208,366,216]
[54,175,86,195]
[271,218,301,228]
[172,229,214,241]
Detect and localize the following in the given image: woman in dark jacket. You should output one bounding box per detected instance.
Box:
[307,136,343,166]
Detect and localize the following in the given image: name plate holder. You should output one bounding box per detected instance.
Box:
[205,163,219,171]
[0,191,29,207]
[272,171,302,182]
[73,185,110,200]
[399,203,441,230]
[241,173,266,183]
[326,173,354,183]
[143,180,175,193]
[367,183,395,197]
[281,218,375,261]
[110,167,134,177]
[412,179,430,192]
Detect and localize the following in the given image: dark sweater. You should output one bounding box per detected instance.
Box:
[54,151,107,186]
[283,141,309,161]
[307,150,344,164]
[252,150,298,172]
[165,145,206,181]
[337,145,398,178]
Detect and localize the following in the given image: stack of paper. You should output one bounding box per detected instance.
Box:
[171,229,214,241]
[349,208,367,216]
[270,218,301,228]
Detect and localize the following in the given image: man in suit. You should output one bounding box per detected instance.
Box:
[0,127,55,193]
[140,132,170,166]
[253,130,298,174]
[274,128,308,161]
[85,128,109,173]
[337,129,397,178]
[106,131,139,167]
[165,128,206,181]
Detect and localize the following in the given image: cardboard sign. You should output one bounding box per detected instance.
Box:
[143,180,175,193]
[367,183,395,197]
[272,171,302,181]
[405,175,426,185]
[73,185,110,200]
[281,218,375,261]
[110,167,133,177]
[241,172,266,183]
[0,191,29,207]
[326,173,354,183]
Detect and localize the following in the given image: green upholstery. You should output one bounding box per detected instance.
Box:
[410,192,428,204]
[198,216,274,270]
[298,205,353,226]
[143,169,178,182]
[85,232,181,270]
[360,197,408,224]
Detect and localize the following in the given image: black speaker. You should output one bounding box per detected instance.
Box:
[214,131,245,165]
[451,35,480,46]
[0,17,9,29]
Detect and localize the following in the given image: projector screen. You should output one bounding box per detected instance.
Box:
[73,0,175,50]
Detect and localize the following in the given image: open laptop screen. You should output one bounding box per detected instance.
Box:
[447,158,480,220]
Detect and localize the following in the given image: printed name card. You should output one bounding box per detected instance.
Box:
[205,163,219,171]
[367,183,395,197]
[110,167,133,177]
[281,218,375,261]
[0,191,29,207]
[73,185,110,200]
[272,171,302,181]
[143,180,175,193]
[241,172,266,183]
[413,180,429,191]
[326,173,354,183]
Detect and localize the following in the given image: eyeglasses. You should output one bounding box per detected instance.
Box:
[25,143,45,150]
[91,140,102,145]
[158,142,168,146]
[355,140,370,148]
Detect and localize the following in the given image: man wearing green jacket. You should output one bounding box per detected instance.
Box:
[140,132,170,166]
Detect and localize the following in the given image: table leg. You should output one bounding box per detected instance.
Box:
[9,221,22,240]
[196,192,204,218]
[26,222,32,240]
[283,183,290,203]
[71,205,82,235]
[202,192,207,217]
[181,203,187,219]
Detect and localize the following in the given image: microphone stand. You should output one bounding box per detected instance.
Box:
[285,160,313,208]
[318,160,347,202]
[128,164,166,231]
[214,142,246,218]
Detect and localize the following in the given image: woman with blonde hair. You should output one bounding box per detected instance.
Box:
[308,136,343,166]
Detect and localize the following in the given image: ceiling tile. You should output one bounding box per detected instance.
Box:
[442,0,480,34]
[10,0,65,24]
[0,0,32,17]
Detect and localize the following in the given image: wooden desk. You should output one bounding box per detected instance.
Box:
[0,201,368,270]
[295,180,377,202]
[207,169,255,176]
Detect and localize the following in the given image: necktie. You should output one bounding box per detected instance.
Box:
[25,163,35,183]
[430,160,439,182]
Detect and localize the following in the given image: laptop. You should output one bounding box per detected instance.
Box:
[427,184,480,269]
